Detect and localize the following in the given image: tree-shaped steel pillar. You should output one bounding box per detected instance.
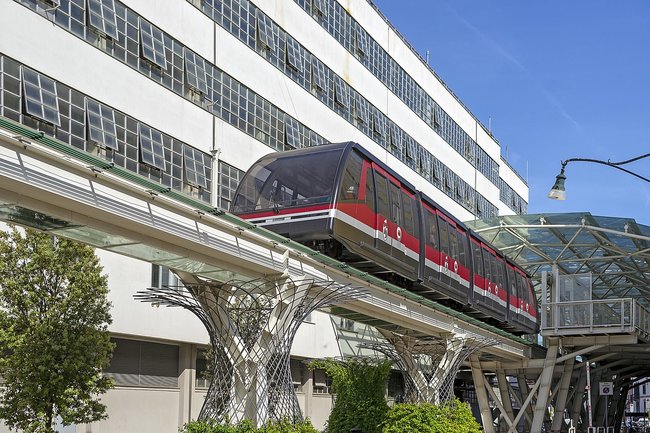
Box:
[135,273,364,426]
[366,331,497,404]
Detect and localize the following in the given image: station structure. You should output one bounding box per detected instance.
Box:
[0,1,648,433]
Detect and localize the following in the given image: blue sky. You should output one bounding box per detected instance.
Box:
[372,0,650,225]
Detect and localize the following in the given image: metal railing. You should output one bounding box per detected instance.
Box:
[541,298,650,338]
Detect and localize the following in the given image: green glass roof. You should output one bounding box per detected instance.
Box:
[467,212,650,304]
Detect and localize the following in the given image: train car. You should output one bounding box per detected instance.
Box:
[231,142,539,335]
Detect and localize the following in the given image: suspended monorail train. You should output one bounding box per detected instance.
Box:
[231,142,539,335]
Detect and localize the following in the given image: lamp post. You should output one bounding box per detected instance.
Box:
[548,153,650,200]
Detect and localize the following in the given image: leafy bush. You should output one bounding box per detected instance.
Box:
[310,358,392,433]
[182,419,317,433]
[381,400,482,433]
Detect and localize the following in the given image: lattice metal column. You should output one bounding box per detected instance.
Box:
[135,273,363,426]
[370,330,496,404]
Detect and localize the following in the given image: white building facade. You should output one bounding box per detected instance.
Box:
[0,0,528,431]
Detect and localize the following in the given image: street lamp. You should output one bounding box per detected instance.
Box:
[548,153,650,200]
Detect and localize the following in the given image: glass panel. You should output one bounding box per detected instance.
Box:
[285,37,303,71]
[0,205,73,231]
[86,99,118,150]
[284,118,300,149]
[184,49,209,94]
[22,68,61,126]
[256,12,275,51]
[311,61,326,91]
[139,19,168,69]
[139,124,166,170]
[183,145,209,188]
[231,147,344,213]
[334,76,349,107]
[87,0,119,39]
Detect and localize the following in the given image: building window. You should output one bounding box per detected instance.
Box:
[86,99,118,150]
[184,50,209,95]
[105,338,179,388]
[151,264,179,288]
[354,26,368,57]
[285,37,303,72]
[87,0,118,39]
[284,118,300,149]
[22,68,61,126]
[290,358,303,392]
[139,19,168,69]
[312,369,332,394]
[183,146,210,189]
[333,76,349,108]
[405,138,418,162]
[256,12,275,51]
[372,111,386,137]
[312,0,327,17]
[388,123,402,154]
[139,124,166,170]
[218,161,244,210]
[311,61,327,92]
[354,97,369,125]
[195,348,210,389]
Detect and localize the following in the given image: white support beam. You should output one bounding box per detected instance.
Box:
[470,355,495,433]
[530,339,559,432]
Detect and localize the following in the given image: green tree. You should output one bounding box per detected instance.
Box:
[310,358,392,433]
[0,226,114,433]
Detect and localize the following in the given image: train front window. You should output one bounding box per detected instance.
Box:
[231,148,344,213]
[338,151,363,202]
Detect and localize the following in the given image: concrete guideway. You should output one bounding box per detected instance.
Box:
[0,122,530,361]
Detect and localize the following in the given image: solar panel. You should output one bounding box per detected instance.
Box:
[183,146,209,188]
[139,124,166,170]
[184,50,209,94]
[87,99,118,150]
[139,19,168,69]
[87,0,118,39]
[22,68,61,126]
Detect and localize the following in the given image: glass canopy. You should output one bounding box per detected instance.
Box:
[466,213,650,305]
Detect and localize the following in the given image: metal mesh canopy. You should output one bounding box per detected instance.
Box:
[466,212,650,304]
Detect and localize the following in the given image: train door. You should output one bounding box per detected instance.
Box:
[507,264,518,323]
[372,169,392,258]
[422,204,441,287]
[400,188,419,278]
[437,213,452,289]
[388,181,404,259]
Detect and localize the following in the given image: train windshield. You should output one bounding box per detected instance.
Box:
[231,148,345,214]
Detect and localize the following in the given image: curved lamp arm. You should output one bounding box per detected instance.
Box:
[548,153,650,200]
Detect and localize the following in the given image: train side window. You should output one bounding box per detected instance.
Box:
[472,242,483,276]
[401,191,414,235]
[495,258,505,289]
[411,196,420,240]
[449,223,459,261]
[375,172,390,218]
[426,210,438,249]
[338,152,363,202]
[483,251,494,281]
[389,183,401,225]
[438,217,449,254]
[456,230,467,268]
[507,267,516,299]
[364,167,375,212]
